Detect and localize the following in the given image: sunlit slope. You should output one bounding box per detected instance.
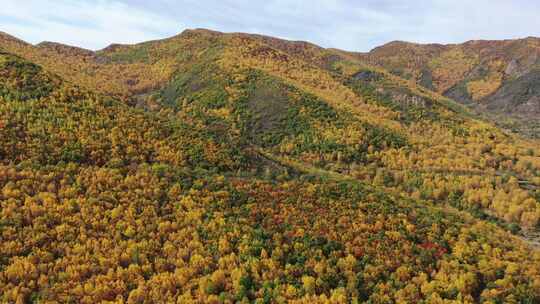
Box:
[3,29,539,229]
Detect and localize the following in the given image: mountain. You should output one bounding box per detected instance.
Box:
[354,37,540,137]
[1,29,540,303]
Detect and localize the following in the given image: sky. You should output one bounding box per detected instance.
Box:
[1,0,540,52]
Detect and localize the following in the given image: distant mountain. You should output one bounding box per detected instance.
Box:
[352,37,540,137]
[1,29,540,303]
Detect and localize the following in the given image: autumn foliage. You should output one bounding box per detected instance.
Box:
[0,29,540,303]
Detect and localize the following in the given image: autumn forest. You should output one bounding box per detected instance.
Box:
[0,28,540,303]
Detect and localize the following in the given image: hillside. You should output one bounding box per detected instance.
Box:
[355,37,540,138]
[1,29,540,303]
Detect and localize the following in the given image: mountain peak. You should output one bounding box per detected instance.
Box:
[374,40,448,50]
[36,41,94,56]
[178,28,225,38]
[0,31,30,46]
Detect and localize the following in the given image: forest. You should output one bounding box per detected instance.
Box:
[0,29,540,303]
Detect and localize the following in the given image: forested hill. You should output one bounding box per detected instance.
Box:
[1,29,540,303]
[353,37,540,138]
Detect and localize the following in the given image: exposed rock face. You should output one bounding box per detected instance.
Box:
[352,70,383,82]
[505,53,539,78]
[505,59,520,76]
[391,92,433,108]
[487,70,540,116]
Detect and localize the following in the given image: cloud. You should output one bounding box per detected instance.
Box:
[1,0,540,51]
[0,0,181,50]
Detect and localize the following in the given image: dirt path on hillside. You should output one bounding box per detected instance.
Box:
[521,229,540,250]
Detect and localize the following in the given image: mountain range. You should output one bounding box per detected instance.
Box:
[1,29,540,303]
[355,37,540,137]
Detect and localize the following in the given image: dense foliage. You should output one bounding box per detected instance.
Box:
[1,30,540,303]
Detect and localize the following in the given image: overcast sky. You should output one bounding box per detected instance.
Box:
[2,0,540,52]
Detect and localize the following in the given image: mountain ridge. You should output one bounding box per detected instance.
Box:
[3,28,539,57]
